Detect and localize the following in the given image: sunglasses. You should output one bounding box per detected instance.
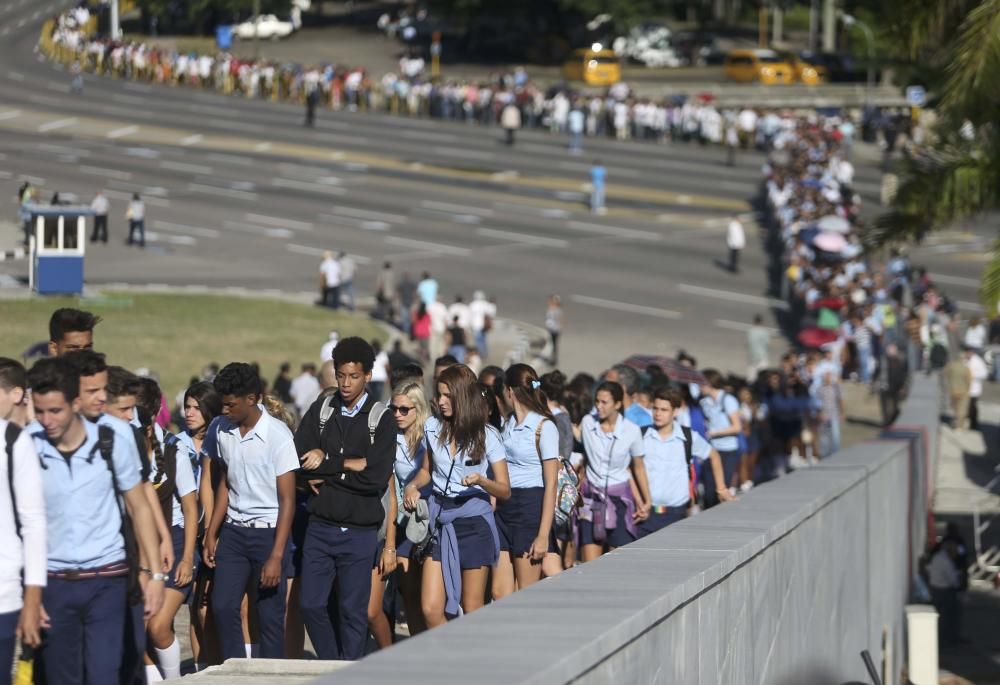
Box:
[389,404,413,416]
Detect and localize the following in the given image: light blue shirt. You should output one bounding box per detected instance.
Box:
[580,414,643,487]
[202,410,299,525]
[424,416,506,497]
[591,165,607,188]
[394,432,425,487]
[341,393,369,418]
[500,412,558,489]
[699,392,740,453]
[174,430,203,485]
[150,433,198,529]
[416,278,438,307]
[29,418,141,571]
[625,403,653,429]
[642,423,712,507]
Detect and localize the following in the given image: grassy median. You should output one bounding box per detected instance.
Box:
[0,292,386,399]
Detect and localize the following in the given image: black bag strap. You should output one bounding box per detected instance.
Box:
[5,422,22,539]
[681,425,693,468]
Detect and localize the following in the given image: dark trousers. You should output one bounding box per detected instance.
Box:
[702,449,740,508]
[636,508,686,538]
[0,610,18,685]
[322,285,341,309]
[728,247,741,272]
[969,396,980,430]
[549,331,560,365]
[90,215,108,243]
[127,219,144,246]
[300,521,377,661]
[931,587,961,644]
[504,128,515,145]
[119,602,146,685]
[212,524,289,660]
[880,389,901,427]
[36,576,127,685]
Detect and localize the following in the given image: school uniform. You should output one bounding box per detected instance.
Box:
[699,392,741,507]
[393,433,428,559]
[497,412,559,556]
[578,414,643,549]
[424,416,505,616]
[638,424,711,537]
[202,410,299,660]
[0,421,46,685]
[29,418,141,685]
[293,393,395,661]
[151,433,199,599]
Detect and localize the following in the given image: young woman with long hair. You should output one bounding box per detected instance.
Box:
[492,364,559,598]
[578,381,651,562]
[403,364,510,627]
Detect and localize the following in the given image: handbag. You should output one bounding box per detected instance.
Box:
[589,435,615,544]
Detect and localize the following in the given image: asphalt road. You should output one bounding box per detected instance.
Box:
[0,0,989,376]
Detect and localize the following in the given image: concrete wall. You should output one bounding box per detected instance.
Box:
[313,377,939,685]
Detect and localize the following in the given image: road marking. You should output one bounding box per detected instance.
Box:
[123,82,152,94]
[124,147,161,159]
[160,161,214,175]
[179,134,204,146]
[330,206,407,224]
[106,125,140,139]
[47,82,70,94]
[152,221,220,238]
[431,146,495,160]
[421,200,495,217]
[146,231,197,246]
[272,177,346,195]
[677,283,789,311]
[37,117,77,132]
[714,319,779,334]
[245,214,314,232]
[111,94,148,106]
[401,130,457,143]
[566,220,660,242]
[931,273,980,288]
[222,220,291,238]
[570,295,682,320]
[491,170,519,181]
[0,110,21,121]
[477,228,568,248]
[205,153,253,165]
[287,243,371,264]
[79,165,132,181]
[254,142,272,152]
[7,72,24,82]
[189,184,258,201]
[103,188,170,207]
[384,236,470,256]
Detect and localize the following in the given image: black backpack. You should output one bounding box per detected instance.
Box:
[5,422,22,538]
[92,425,143,605]
[642,424,698,506]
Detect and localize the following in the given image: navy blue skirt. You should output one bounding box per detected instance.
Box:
[429,496,496,570]
[167,525,198,600]
[495,487,559,556]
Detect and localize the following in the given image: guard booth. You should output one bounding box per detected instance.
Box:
[28,205,93,295]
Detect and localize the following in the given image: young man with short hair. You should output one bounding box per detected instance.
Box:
[640,388,732,537]
[0,358,30,427]
[26,357,165,684]
[295,337,395,660]
[47,307,101,357]
[202,363,298,660]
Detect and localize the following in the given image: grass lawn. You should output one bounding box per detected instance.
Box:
[0,292,386,400]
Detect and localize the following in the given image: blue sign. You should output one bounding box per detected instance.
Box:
[216,25,233,50]
[905,85,926,107]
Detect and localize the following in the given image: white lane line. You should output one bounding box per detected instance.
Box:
[931,273,980,288]
[271,177,346,195]
[477,228,568,248]
[571,295,682,320]
[188,184,258,201]
[330,206,407,224]
[6,71,23,82]
[384,236,470,256]
[421,200,495,217]
[152,221,220,238]
[566,220,660,242]
[0,110,21,121]
[146,231,197,246]
[180,134,204,146]
[277,163,339,180]
[37,117,77,132]
[677,283,789,311]
[106,125,140,139]
[222,220,292,238]
[254,142,272,152]
[103,188,170,207]
[79,165,132,181]
[431,146,495,160]
[160,161,213,175]
[402,130,457,143]
[124,147,161,159]
[714,319,779,334]
[286,243,371,264]
[318,214,391,231]
[491,170,519,181]
[245,213,314,232]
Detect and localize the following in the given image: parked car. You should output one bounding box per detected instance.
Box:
[723,48,794,84]
[562,48,621,86]
[777,50,829,85]
[234,15,295,40]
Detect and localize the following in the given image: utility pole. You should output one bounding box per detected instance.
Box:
[110,0,120,40]
[822,0,837,52]
[808,0,819,52]
[772,4,783,45]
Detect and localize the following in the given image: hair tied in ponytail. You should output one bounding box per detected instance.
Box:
[530,380,541,390]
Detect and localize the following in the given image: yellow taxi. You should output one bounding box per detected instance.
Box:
[723,49,794,84]
[562,47,621,86]
[779,50,829,85]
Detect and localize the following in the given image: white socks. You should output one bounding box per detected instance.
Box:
[145,664,164,682]
[245,643,259,659]
[154,637,181,680]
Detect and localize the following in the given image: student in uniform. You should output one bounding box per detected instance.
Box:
[540,370,573,576]
[47,307,101,357]
[698,369,743,507]
[0,358,31,427]
[402,364,511,627]
[26,357,165,685]
[391,381,432,635]
[493,364,559,598]
[295,337,395,661]
[639,388,733,537]
[0,415,46,685]
[201,363,298,661]
[578,381,651,562]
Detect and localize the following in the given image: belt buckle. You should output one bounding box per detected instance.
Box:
[64,569,81,581]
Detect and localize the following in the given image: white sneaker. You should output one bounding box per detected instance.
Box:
[739,480,754,493]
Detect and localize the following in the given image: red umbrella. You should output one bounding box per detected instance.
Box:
[622,355,707,385]
[797,327,838,349]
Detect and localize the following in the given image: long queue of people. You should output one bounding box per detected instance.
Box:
[1,307,753,683]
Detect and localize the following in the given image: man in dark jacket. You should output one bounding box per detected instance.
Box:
[294,337,395,660]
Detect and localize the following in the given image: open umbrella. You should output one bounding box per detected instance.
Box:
[622,355,706,386]
[797,327,838,349]
[817,214,850,234]
[814,231,847,253]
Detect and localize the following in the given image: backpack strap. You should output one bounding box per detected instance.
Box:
[5,422,22,539]
[318,395,336,432]
[367,401,389,447]
[534,420,545,460]
[681,425,697,505]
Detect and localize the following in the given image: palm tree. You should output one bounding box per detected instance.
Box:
[868,0,1000,311]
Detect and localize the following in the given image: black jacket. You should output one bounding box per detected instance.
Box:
[294,393,395,529]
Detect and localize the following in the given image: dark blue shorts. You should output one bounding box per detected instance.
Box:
[166,525,198,600]
[495,487,559,556]
[578,496,634,549]
[430,497,496,570]
[290,493,311,578]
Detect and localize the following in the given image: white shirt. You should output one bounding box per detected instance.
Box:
[428,300,450,335]
[727,219,746,250]
[964,324,987,350]
[372,351,389,383]
[90,194,109,216]
[340,256,356,282]
[290,372,321,416]
[967,354,988,398]
[320,258,341,288]
[127,200,145,221]
[0,422,47,613]
[469,298,496,332]
[926,548,960,589]
[448,302,471,330]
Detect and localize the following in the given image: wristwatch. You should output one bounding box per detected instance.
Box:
[150,571,169,582]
